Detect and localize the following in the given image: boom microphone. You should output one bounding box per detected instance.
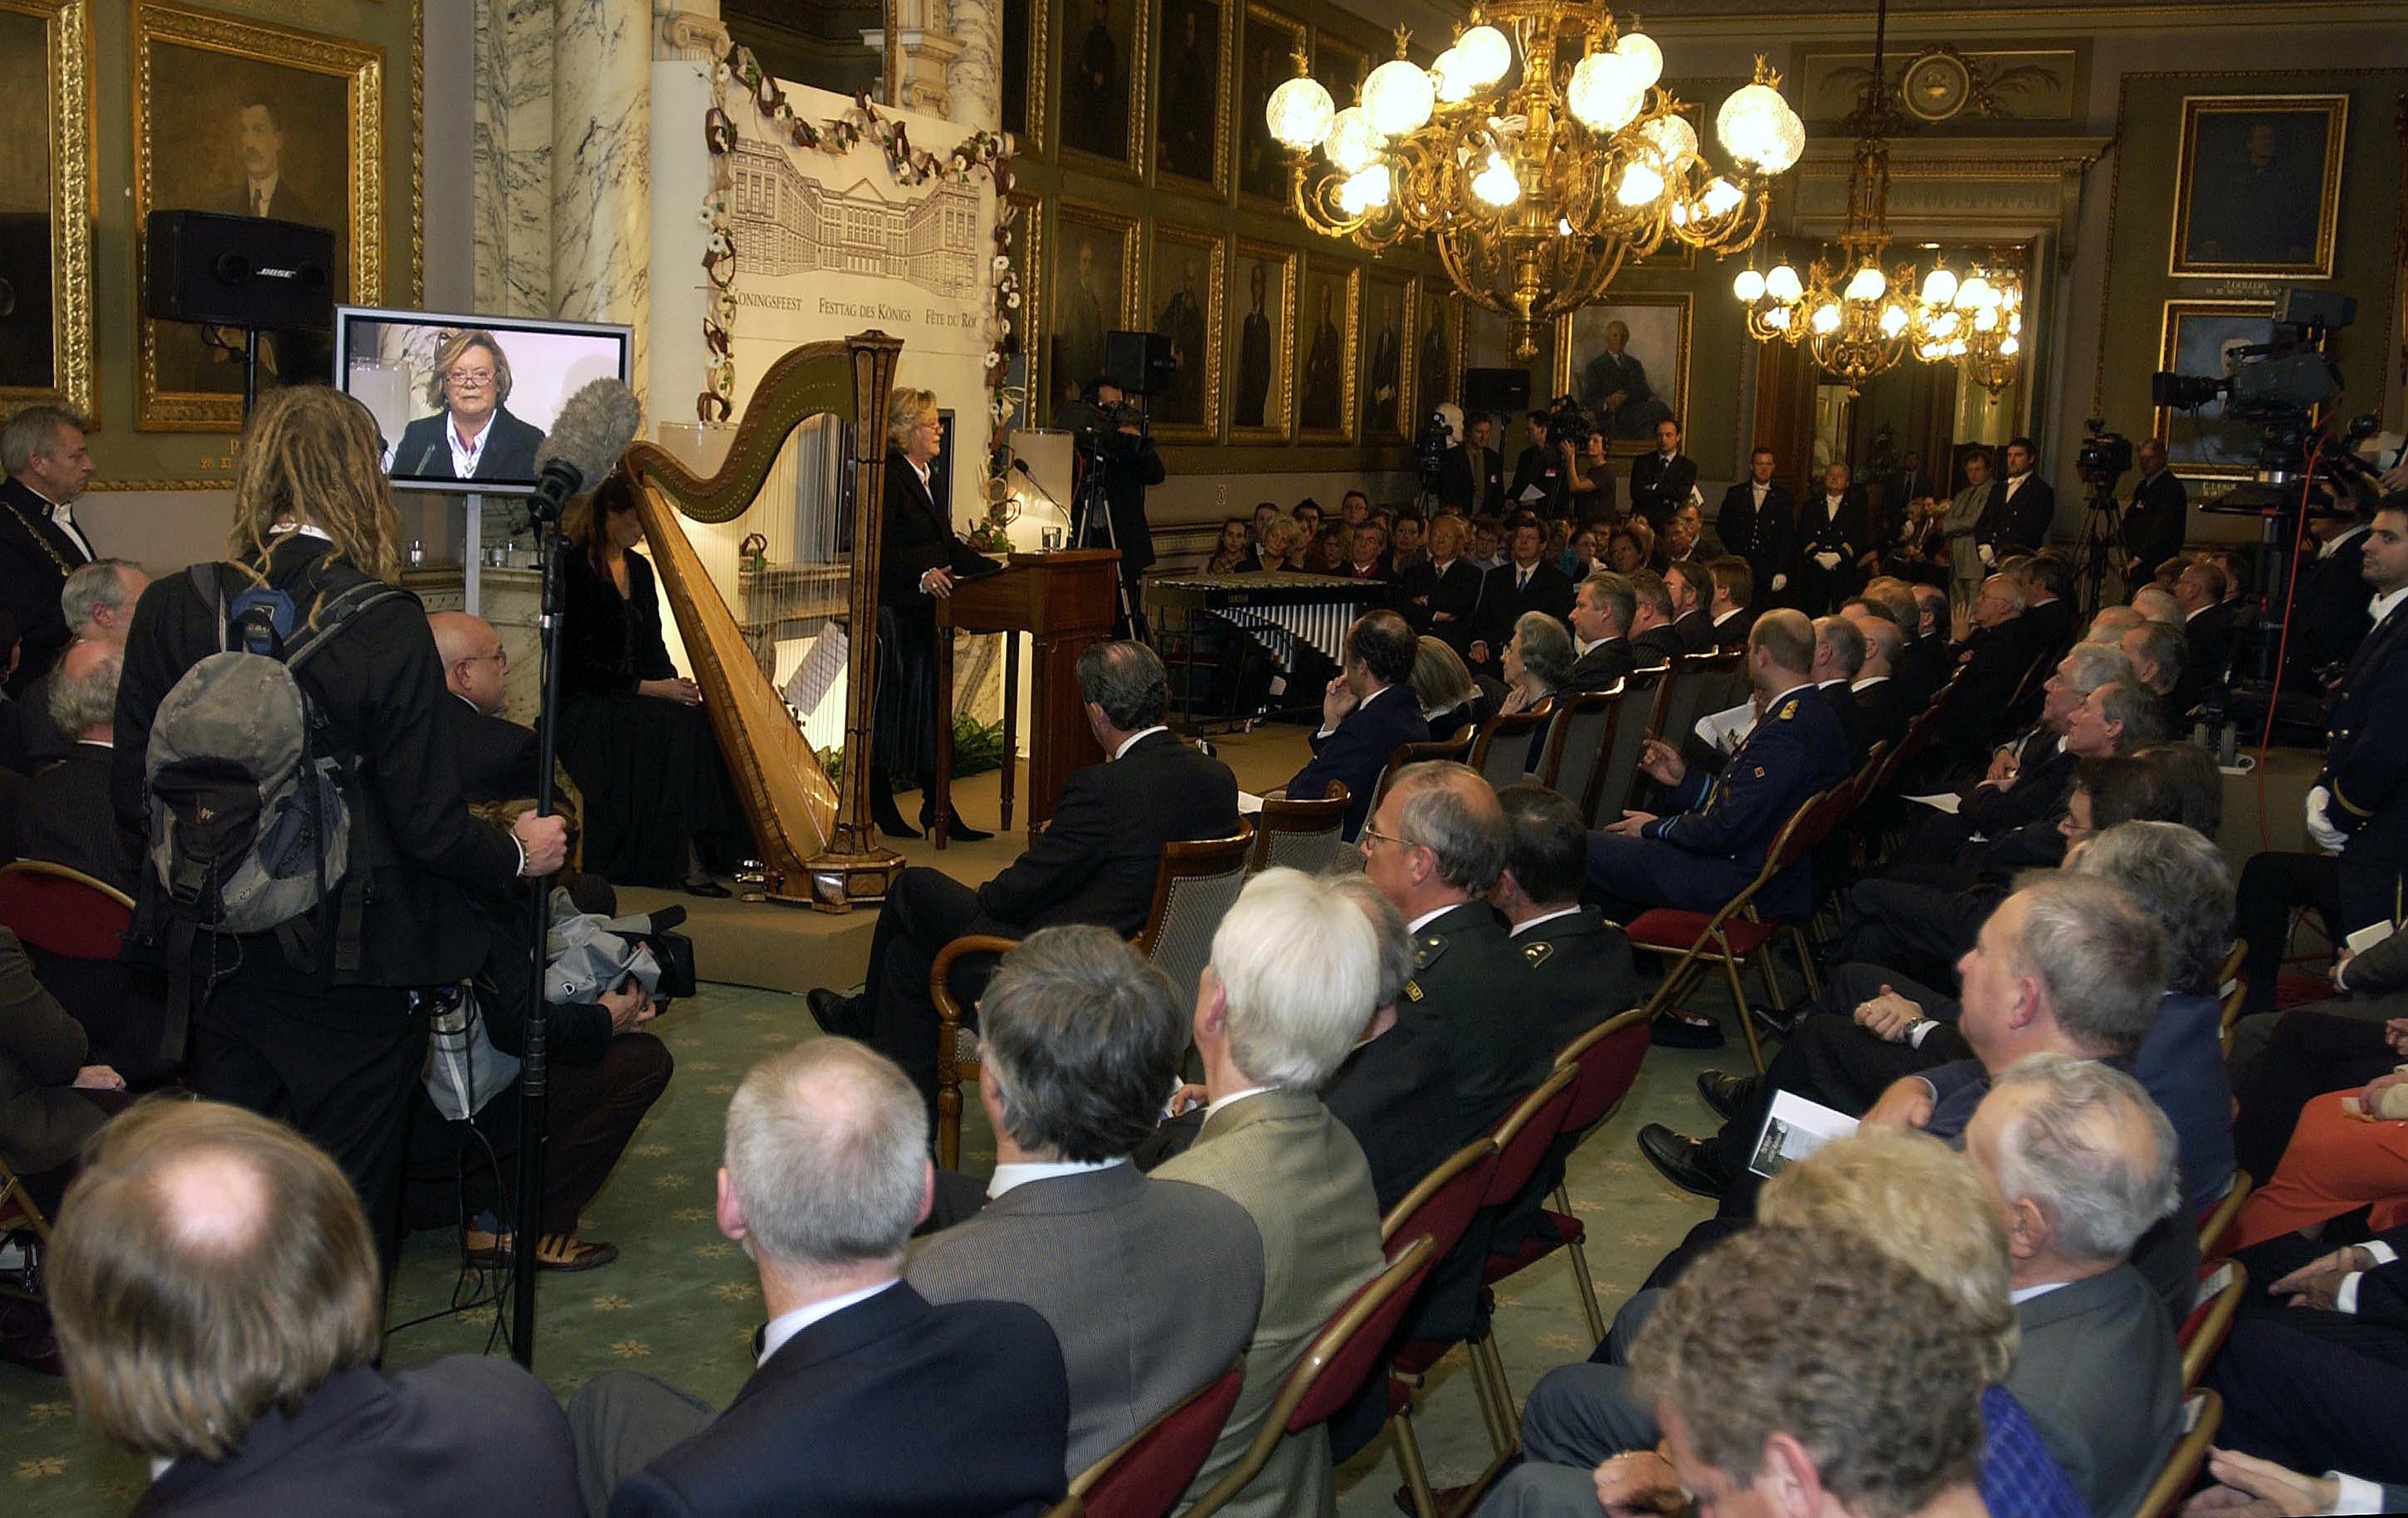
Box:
[513,377,644,531]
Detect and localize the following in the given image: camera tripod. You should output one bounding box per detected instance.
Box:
[2074,480,2123,620]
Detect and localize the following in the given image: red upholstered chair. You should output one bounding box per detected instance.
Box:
[2179,1260,2246,1394]
[2131,1392,2222,1518]
[1376,1139,1501,1515]
[2195,1170,2252,1258]
[1627,784,1857,1071]
[1180,1235,1440,1518]
[0,859,136,960]
[1048,1360,1246,1518]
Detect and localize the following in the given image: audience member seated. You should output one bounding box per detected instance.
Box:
[14,638,139,894]
[1152,868,1385,1518]
[1626,569,1687,667]
[1896,641,2129,868]
[0,926,125,1223]
[1583,610,1850,932]
[1704,554,1755,652]
[2132,584,2182,625]
[2223,1062,2408,1257]
[2189,1450,2407,1518]
[1840,605,1913,756]
[1495,782,1639,1045]
[568,1039,1070,1516]
[2173,555,2237,713]
[50,1100,583,1514]
[1566,572,1637,692]
[1926,572,2040,773]
[2019,551,2077,661]
[1664,560,1714,653]
[1411,633,1498,743]
[1905,581,1952,695]
[807,641,1240,1113]
[1481,1126,2086,1518]
[4,558,148,776]
[2118,616,2189,735]
[1397,513,1481,649]
[1285,610,1429,839]
[1496,611,1572,773]
[2230,956,2408,1184]
[1808,613,1869,760]
[1469,515,1577,674]
[906,925,1264,1481]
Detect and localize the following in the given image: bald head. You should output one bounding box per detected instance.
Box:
[151,1151,273,1255]
[429,611,507,715]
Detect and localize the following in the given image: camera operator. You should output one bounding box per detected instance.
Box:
[1557,405,1616,523]
[2120,438,2187,600]
[110,386,569,1277]
[1060,375,1165,637]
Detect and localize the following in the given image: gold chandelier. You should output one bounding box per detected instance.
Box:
[1264,5,1805,360]
[1939,255,2025,396]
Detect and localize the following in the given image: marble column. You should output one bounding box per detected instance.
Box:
[947,0,1002,134]
[473,0,557,314]
[553,0,653,400]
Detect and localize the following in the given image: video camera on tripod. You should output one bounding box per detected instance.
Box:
[2151,287,2372,511]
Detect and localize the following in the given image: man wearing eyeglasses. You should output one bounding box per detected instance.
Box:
[389,330,548,484]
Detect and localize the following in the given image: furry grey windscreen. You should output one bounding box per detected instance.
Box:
[535,377,646,484]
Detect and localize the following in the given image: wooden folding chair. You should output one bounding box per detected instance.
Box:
[1534,688,1621,810]
[2129,1391,2222,1518]
[1372,732,1476,812]
[2215,941,2247,1058]
[929,825,1255,1169]
[1587,667,1666,825]
[1047,1358,1247,1518]
[1470,707,1553,790]
[2179,1261,2245,1394]
[1246,783,1349,874]
[1519,1006,1652,1340]
[2195,1170,2252,1258]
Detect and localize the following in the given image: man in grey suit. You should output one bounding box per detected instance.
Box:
[1962,1053,2186,1518]
[906,925,1265,1482]
[1156,867,1387,1518]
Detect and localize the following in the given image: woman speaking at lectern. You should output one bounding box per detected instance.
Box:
[872,387,995,841]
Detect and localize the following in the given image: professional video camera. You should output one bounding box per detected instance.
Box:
[1414,407,1453,490]
[2075,419,2133,489]
[2151,287,2353,482]
[1543,393,1593,450]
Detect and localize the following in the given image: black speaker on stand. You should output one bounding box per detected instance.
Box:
[1104,329,1177,398]
[1461,366,1532,417]
[144,209,337,422]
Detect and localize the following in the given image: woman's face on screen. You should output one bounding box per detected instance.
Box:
[444,349,500,426]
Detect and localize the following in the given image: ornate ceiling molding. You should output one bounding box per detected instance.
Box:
[1784,135,2108,260]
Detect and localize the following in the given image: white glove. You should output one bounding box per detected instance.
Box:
[2306,785,2349,854]
[1770,573,1787,592]
[1978,542,1995,566]
[1814,552,1841,572]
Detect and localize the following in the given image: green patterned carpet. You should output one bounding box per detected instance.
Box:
[0,979,1733,1513]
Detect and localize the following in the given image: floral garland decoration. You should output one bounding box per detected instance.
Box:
[697,46,1024,443]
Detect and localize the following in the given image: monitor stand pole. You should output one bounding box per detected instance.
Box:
[462,492,483,615]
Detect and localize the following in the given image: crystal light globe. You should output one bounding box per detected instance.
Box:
[1266,75,1335,149]
[1431,46,1472,105]
[1844,263,1887,302]
[1471,151,1521,207]
[1701,178,1745,217]
[2000,334,2020,356]
[2006,313,2023,335]
[1323,107,1383,174]
[1338,162,1393,215]
[1810,302,1842,335]
[1362,58,1436,137]
[1765,263,1803,302]
[1733,266,1767,302]
[1718,84,1804,173]
[1973,307,1999,333]
[1616,159,1665,207]
[1615,31,1664,90]
[1640,114,1699,168]
[1918,266,1959,306]
[1955,275,1993,310]
[1878,303,1908,337]
[1455,25,1511,88]
[1764,304,1792,329]
[1566,52,1643,134]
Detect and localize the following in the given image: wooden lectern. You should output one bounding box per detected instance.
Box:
[933,549,1120,846]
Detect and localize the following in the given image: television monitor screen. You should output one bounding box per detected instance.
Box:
[332,306,634,496]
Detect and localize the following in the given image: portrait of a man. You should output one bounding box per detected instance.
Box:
[1236,7,1303,202]
[1299,273,1351,433]
[1567,300,1688,447]
[1153,255,1208,425]
[2173,96,2344,275]
[1416,292,1450,418]
[1050,223,1122,411]
[1362,285,1401,441]
[1157,0,1221,183]
[1063,0,1132,163]
[1235,259,1276,428]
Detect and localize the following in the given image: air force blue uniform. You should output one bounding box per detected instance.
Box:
[2319,596,2408,930]
[1584,682,1850,921]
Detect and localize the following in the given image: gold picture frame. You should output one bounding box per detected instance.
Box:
[133,1,383,431]
[0,0,93,417]
[1004,189,1044,430]
[2152,298,2277,479]
[1227,237,1294,441]
[1153,0,1232,197]
[1002,0,1050,155]
[1296,255,1358,444]
[1058,0,1151,180]
[2169,93,2346,280]
[1411,279,1463,420]
[1236,3,1304,211]
[1144,221,1225,441]
[1046,200,1140,417]
[1553,292,1693,457]
[1361,265,1415,445]
[1310,28,1366,114]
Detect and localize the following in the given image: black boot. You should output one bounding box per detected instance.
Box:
[919,778,992,843]
[870,771,919,839]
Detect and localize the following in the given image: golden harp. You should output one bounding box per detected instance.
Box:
[612,330,905,908]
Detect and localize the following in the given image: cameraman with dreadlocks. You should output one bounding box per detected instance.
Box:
[111,385,568,1277]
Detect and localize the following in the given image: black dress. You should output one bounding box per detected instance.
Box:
[874,449,992,781]
[555,547,743,885]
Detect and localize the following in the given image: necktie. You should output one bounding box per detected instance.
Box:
[1518,568,1530,592]
[253,187,266,217]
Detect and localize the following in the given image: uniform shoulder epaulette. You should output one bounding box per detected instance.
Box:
[1522,940,1553,966]
[1777,698,1797,720]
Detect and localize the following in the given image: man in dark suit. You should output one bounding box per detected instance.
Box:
[1926,573,2042,774]
[1397,513,1484,650]
[15,639,140,894]
[809,641,1240,1112]
[0,404,98,695]
[2018,552,2078,664]
[1981,435,2057,560]
[388,333,548,484]
[573,1039,1070,1517]
[1808,614,1868,763]
[1626,570,1688,668]
[1343,520,1392,586]
[1583,611,1850,931]
[1704,554,1756,651]
[1363,761,1547,1144]
[1566,571,1637,691]
[1626,417,1699,535]
[50,1101,585,1516]
[2287,501,2371,677]
[2121,438,2188,598]
[1437,415,1504,516]
[427,611,537,799]
[2174,555,2238,708]
[1468,514,1575,671]
[1283,609,1429,839]
[2309,499,2408,937]
[2215,1217,2408,1491]
[1506,411,1562,509]
[907,926,1264,1482]
[1842,608,1916,757]
[1717,448,1793,611]
[1664,560,1713,653]
[1794,461,1869,614]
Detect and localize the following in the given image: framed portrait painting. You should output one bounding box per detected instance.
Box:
[133,2,383,431]
[1236,4,1304,208]
[1059,0,1148,177]
[0,0,92,416]
[1554,294,1691,455]
[1360,267,1415,445]
[2152,299,2275,476]
[1411,281,1462,420]
[2169,95,2346,279]
[1145,221,1224,440]
[1295,257,1358,444]
[1154,0,1230,193]
[1002,190,1043,426]
[1046,202,1138,417]
[1227,239,1294,440]
[1311,32,1366,113]
[1001,0,1049,153]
